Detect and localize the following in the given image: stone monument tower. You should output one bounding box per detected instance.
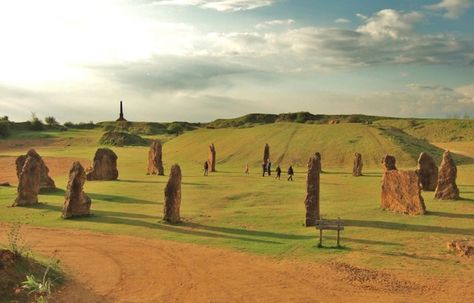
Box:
[116,101,127,122]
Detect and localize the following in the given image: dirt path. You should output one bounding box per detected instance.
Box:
[0,224,471,303]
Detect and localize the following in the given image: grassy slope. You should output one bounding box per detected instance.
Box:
[164,122,447,169]
[0,122,473,278]
[374,119,474,142]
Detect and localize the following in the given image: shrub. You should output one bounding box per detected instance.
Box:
[0,119,10,138]
[29,114,44,131]
[167,123,184,135]
[44,116,58,126]
[99,131,148,146]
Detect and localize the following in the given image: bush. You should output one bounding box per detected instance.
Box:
[99,131,148,146]
[0,119,10,138]
[166,123,184,135]
[44,116,59,126]
[63,121,95,129]
[29,114,44,131]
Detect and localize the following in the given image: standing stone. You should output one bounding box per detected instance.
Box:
[434,151,460,200]
[86,148,119,181]
[13,155,41,206]
[304,154,321,226]
[315,152,322,173]
[353,152,363,176]
[164,164,182,224]
[381,154,397,171]
[62,162,91,219]
[208,143,216,172]
[15,149,56,191]
[263,144,270,166]
[147,140,164,175]
[381,170,426,215]
[416,152,438,191]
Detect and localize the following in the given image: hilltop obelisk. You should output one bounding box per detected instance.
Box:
[116,101,127,122]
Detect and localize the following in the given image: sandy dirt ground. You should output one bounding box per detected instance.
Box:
[0,224,472,303]
[0,156,90,185]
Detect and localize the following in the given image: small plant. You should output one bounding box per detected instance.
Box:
[7,221,29,257]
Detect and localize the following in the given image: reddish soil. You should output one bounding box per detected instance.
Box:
[0,224,471,303]
[0,156,90,185]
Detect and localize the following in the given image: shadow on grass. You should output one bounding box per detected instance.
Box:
[116,179,163,184]
[77,215,283,245]
[345,219,474,236]
[40,189,157,205]
[87,193,156,205]
[427,211,474,219]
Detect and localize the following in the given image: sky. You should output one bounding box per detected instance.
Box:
[0,0,473,122]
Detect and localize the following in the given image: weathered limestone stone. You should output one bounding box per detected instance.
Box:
[62,162,91,219]
[86,148,119,181]
[208,143,216,172]
[304,154,321,226]
[434,150,460,200]
[381,154,397,171]
[315,152,322,173]
[416,152,438,191]
[381,170,426,215]
[163,164,182,224]
[147,140,164,175]
[15,149,56,191]
[263,143,270,166]
[353,152,363,177]
[13,155,41,206]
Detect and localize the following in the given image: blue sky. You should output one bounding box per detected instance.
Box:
[0,0,473,122]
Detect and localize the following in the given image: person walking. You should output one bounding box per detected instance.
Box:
[275,165,281,180]
[204,161,209,176]
[262,162,266,177]
[267,161,272,176]
[287,165,294,181]
[245,163,249,175]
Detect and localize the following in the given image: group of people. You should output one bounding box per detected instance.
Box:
[261,161,294,181]
[205,161,294,181]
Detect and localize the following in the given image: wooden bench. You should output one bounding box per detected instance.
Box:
[315,218,344,247]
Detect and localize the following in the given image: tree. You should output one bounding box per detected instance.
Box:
[29,113,44,131]
[45,116,59,126]
[167,123,184,136]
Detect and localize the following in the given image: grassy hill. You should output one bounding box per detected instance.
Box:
[163,122,468,169]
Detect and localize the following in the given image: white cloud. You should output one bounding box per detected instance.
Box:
[256,19,294,29]
[425,0,474,19]
[334,18,350,24]
[149,0,276,11]
[356,9,423,39]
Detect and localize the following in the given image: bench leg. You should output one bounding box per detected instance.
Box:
[337,230,340,247]
[318,230,323,247]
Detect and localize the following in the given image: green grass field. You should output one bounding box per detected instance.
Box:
[1,122,473,278]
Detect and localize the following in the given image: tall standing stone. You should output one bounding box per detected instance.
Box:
[15,149,56,192]
[315,152,322,173]
[263,144,270,166]
[381,170,426,215]
[62,162,92,219]
[353,152,363,176]
[86,148,119,181]
[435,151,460,200]
[13,155,41,206]
[381,154,397,171]
[304,154,321,226]
[416,152,438,191]
[208,143,216,172]
[164,164,182,224]
[148,140,164,175]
